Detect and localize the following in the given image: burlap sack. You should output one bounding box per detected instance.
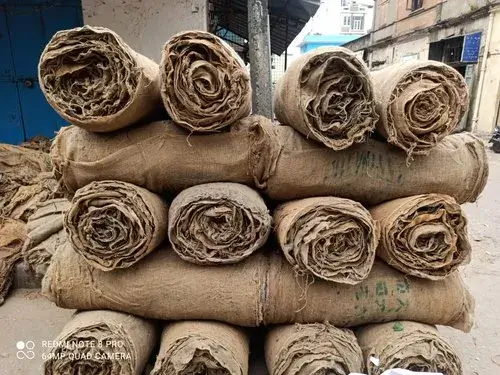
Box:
[0,144,53,218]
[267,123,488,205]
[0,218,26,305]
[51,116,280,195]
[274,47,378,150]
[370,194,471,280]
[20,135,52,153]
[39,26,161,132]
[169,183,271,264]
[44,310,157,375]
[372,60,468,156]
[274,197,378,284]
[265,323,363,375]
[43,245,474,331]
[2,172,60,221]
[356,321,462,375]
[151,321,249,375]
[65,180,168,271]
[0,144,51,181]
[22,198,70,276]
[160,30,251,132]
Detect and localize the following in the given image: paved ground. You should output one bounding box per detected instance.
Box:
[0,151,499,375]
[0,290,74,374]
[438,149,500,375]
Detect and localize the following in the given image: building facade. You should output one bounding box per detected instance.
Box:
[344,0,500,134]
[276,0,374,82]
[340,0,375,35]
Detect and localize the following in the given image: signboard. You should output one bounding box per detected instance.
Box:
[461,32,482,63]
[400,53,419,62]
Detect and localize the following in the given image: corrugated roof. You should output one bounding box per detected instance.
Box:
[210,0,321,56]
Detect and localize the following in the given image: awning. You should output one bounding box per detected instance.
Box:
[209,0,321,56]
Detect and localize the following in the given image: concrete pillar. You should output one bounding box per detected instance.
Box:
[82,0,208,62]
[474,6,500,134]
[248,0,273,118]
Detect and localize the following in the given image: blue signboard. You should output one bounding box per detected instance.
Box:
[461,32,482,63]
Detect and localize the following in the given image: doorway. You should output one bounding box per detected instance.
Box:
[0,1,83,144]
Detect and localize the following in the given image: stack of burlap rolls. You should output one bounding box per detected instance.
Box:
[36,26,487,374]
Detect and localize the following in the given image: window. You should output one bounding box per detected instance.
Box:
[408,0,423,11]
[443,36,464,63]
[428,36,465,64]
[342,14,351,27]
[352,15,365,31]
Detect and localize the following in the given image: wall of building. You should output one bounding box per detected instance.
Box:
[373,23,396,41]
[396,0,440,22]
[374,0,441,42]
[371,44,393,66]
[395,6,438,35]
[363,0,500,133]
[369,35,430,68]
[375,0,398,29]
[393,36,430,61]
[82,0,208,62]
[373,0,396,41]
[475,7,500,134]
[343,34,371,52]
[438,0,497,20]
[431,16,488,41]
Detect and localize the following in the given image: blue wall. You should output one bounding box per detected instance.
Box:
[0,0,83,144]
[300,34,359,54]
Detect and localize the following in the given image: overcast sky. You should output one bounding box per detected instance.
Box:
[287,0,375,57]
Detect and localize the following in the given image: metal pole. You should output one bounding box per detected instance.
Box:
[368,0,377,69]
[284,15,289,70]
[248,0,273,118]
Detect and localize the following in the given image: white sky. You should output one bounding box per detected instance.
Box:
[287,0,375,57]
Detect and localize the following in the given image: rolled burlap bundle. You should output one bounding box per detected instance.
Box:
[151,321,249,375]
[264,254,474,332]
[274,47,378,150]
[64,180,168,271]
[44,310,156,375]
[274,197,378,284]
[265,323,363,375]
[43,242,265,326]
[43,245,474,331]
[160,30,251,132]
[51,116,280,195]
[22,198,70,276]
[169,183,271,264]
[370,194,471,280]
[372,60,468,156]
[268,122,488,205]
[356,321,462,375]
[39,26,161,132]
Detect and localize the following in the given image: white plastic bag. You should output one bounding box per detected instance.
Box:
[350,370,443,375]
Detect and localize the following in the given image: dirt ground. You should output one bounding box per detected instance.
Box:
[0,151,499,375]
